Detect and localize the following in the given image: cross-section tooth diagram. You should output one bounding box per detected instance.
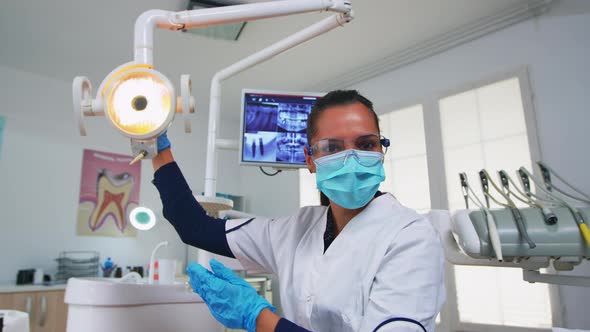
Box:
[87,169,135,232]
[76,149,140,237]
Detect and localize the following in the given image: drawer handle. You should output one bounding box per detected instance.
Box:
[24,296,32,315]
[39,295,47,327]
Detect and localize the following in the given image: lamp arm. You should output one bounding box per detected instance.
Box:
[134,0,352,64]
[203,13,352,196]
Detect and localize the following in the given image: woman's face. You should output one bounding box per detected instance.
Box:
[305,101,379,173]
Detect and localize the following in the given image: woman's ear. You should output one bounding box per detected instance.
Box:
[304,146,316,173]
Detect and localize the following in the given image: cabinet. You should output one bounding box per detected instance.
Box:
[0,290,67,332]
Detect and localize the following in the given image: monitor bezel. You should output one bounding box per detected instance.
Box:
[239,88,325,169]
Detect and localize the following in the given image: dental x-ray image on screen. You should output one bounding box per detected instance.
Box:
[240,89,324,168]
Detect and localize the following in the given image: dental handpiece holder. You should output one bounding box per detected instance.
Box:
[453,207,590,261]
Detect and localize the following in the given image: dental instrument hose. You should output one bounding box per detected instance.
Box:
[480,170,536,249]
[520,167,590,246]
[499,170,558,225]
[537,162,590,205]
[460,173,503,261]
[460,173,470,209]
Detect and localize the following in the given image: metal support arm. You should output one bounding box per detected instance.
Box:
[134,0,352,64]
[523,269,590,287]
[203,12,352,196]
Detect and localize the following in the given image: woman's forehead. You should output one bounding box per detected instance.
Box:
[313,102,378,140]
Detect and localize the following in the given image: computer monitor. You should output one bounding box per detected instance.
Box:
[240,89,324,168]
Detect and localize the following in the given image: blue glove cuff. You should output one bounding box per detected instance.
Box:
[246,301,276,332]
[157,132,171,152]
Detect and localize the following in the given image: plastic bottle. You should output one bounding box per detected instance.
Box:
[104,257,113,270]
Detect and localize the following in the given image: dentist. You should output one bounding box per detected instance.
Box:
[151,90,445,332]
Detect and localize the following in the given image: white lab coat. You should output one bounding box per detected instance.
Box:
[225,193,445,332]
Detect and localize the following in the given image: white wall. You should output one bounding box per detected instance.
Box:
[237,166,301,218]
[346,1,590,329]
[0,65,241,283]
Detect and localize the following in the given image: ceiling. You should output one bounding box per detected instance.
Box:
[0,0,540,121]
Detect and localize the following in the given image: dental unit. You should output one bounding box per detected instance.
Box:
[73,0,353,215]
[443,164,590,287]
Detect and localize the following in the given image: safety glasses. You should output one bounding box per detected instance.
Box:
[313,149,385,169]
[307,134,390,158]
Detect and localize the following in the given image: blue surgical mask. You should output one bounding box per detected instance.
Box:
[314,149,385,209]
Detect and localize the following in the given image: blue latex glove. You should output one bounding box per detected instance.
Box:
[186,259,275,332]
[157,131,171,152]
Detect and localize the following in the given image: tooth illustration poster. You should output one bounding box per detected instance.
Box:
[76,149,141,237]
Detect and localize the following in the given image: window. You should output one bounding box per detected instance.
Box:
[379,104,431,212]
[440,77,533,211]
[439,77,552,329]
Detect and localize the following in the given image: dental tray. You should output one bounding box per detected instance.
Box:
[55,251,100,281]
[55,251,99,264]
[452,207,590,259]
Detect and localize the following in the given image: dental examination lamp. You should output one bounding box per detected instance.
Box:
[73,65,194,164]
[73,0,354,215]
[430,164,590,288]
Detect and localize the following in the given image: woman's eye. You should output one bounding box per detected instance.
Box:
[322,144,340,153]
[327,144,340,152]
[358,141,376,150]
[320,141,342,153]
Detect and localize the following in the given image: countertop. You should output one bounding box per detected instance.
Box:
[0,283,67,293]
[0,275,269,294]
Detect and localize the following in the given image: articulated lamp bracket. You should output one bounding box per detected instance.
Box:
[72,76,98,136]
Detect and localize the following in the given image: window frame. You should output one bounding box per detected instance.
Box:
[423,67,562,332]
[378,103,431,212]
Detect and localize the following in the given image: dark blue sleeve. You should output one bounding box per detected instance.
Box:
[276,318,312,332]
[152,162,234,258]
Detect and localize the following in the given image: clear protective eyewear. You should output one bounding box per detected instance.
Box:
[313,149,385,169]
[307,134,390,158]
